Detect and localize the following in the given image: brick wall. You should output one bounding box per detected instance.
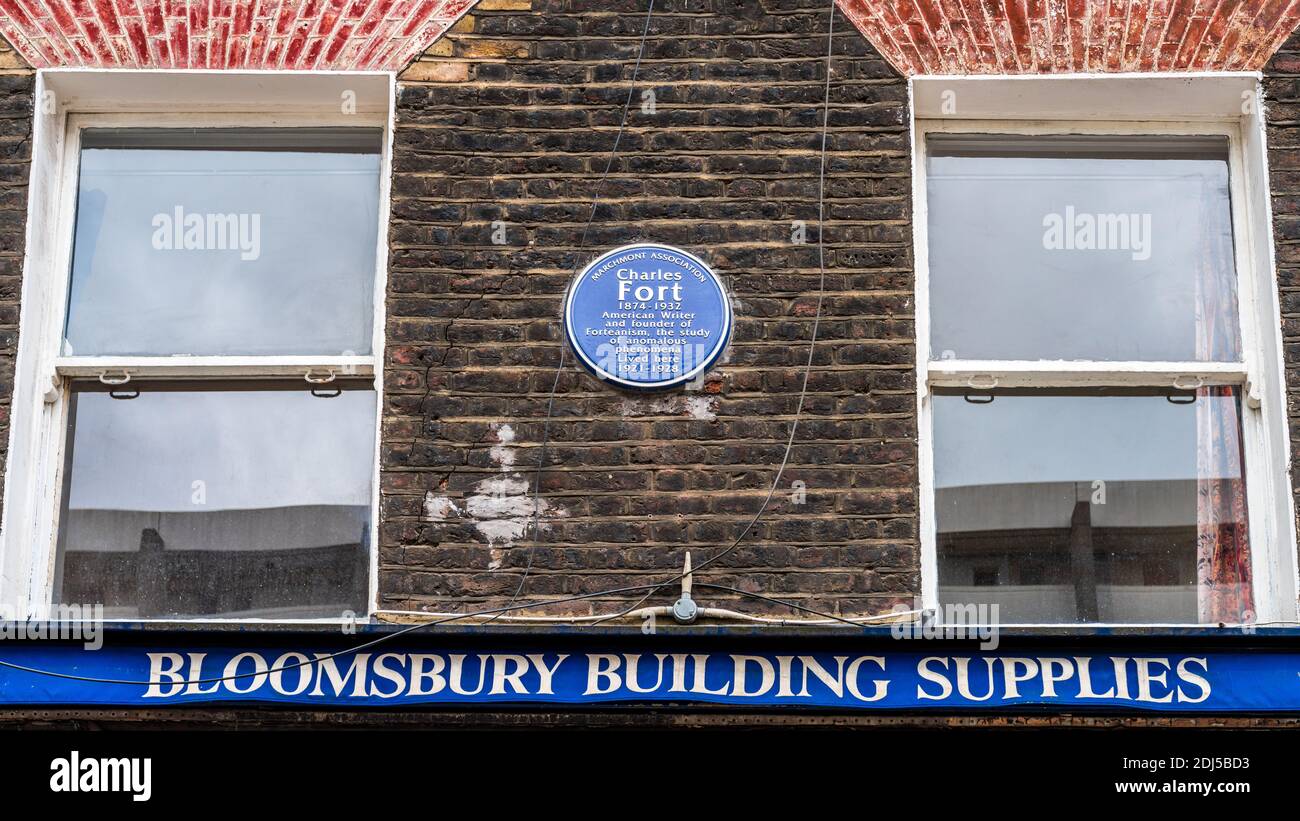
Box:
[380,0,917,619]
[1266,34,1300,551]
[0,39,32,516]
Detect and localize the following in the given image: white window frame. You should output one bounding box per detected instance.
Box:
[0,70,395,622]
[911,73,1300,626]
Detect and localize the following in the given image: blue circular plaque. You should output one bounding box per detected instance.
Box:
[563,243,732,391]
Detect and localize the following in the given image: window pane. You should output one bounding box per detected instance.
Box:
[64,128,382,356]
[54,385,376,619]
[926,135,1241,362]
[933,387,1251,624]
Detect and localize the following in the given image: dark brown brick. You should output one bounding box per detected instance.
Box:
[383,2,916,619]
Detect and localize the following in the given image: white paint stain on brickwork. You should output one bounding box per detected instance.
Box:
[422,423,565,570]
[620,395,717,420]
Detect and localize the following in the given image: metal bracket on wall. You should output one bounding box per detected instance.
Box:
[42,372,60,404]
[671,552,698,624]
[1244,375,1263,409]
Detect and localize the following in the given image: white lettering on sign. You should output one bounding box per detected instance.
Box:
[565,243,730,388]
[140,652,1214,706]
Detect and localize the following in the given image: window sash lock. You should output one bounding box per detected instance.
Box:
[97,369,131,386]
[1171,374,1205,391]
[965,373,998,391]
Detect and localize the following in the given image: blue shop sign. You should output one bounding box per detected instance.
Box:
[2,643,1300,711]
[564,243,732,390]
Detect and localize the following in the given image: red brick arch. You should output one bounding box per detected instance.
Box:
[0,1,1297,75]
[0,0,476,70]
[837,0,1300,76]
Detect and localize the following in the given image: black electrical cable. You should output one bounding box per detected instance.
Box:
[0,578,896,691]
[587,0,836,626]
[492,0,659,621]
[695,583,878,628]
[0,0,874,689]
[0,581,670,687]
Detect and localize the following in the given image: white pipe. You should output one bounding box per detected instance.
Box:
[373,606,671,624]
[372,607,922,627]
[696,607,922,626]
